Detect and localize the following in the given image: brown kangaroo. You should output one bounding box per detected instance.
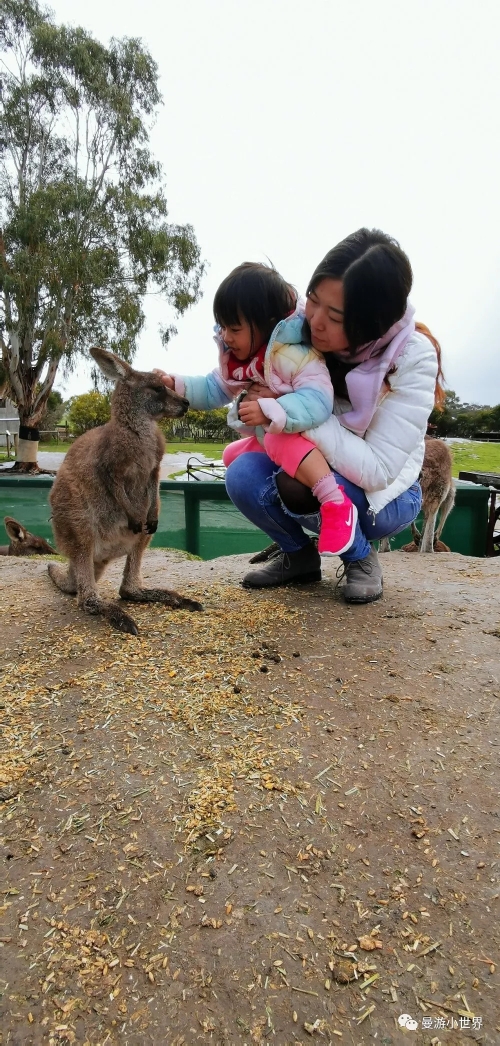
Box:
[0,516,56,556]
[48,347,202,635]
[412,437,455,552]
[379,437,455,554]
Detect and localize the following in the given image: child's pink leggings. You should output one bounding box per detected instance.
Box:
[222,432,317,477]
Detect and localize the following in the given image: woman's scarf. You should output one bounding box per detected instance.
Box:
[337,304,416,436]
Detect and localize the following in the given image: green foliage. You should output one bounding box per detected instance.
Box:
[160,407,234,440]
[429,390,500,438]
[0,0,204,440]
[42,387,65,429]
[67,390,110,436]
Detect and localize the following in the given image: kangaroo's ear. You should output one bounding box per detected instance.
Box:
[90,347,133,382]
[4,517,25,541]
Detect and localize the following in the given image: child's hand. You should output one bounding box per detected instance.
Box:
[153,368,175,390]
[238,398,268,427]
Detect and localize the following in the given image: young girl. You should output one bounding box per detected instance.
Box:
[157,262,358,556]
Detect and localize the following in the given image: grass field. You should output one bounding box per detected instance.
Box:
[35,439,228,457]
[165,439,500,477]
[448,440,500,477]
[37,438,500,475]
[2,438,500,475]
[164,439,500,477]
[0,439,228,464]
[40,440,73,453]
[162,441,226,457]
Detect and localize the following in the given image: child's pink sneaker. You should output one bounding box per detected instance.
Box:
[318,490,358,556]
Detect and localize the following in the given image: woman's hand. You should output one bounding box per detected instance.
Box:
[238,398,268,427]
[239,383,276,426]
[244,383,276,402]
[153,368,175,390]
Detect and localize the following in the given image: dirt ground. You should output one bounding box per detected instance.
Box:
[0,549,499,1046]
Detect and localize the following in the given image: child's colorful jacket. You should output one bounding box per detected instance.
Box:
[171,311,334,438]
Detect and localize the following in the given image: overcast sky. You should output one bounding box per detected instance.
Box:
[51,0,500,406]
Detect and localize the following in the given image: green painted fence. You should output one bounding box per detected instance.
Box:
[0,475,491,560]
[0,475,269,560]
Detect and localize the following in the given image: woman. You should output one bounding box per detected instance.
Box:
[225,228,443,603]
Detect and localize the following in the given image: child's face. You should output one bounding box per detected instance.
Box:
[220,319,261,360]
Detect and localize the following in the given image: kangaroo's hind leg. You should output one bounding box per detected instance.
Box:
[119,534,203,612]
[419,510,438,553]
[435,484,456,543]
[411,522,421,545]
[52,546,140,635]
[48,561,78,594]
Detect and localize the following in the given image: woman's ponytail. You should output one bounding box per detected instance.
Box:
[415,322,446,410]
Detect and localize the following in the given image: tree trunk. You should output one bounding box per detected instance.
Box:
[2,338,60,473]
[6,420,54,475]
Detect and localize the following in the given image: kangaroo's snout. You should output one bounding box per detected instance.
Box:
[165,391,189,419]
[165,388,189,417]
[154,385,189,420]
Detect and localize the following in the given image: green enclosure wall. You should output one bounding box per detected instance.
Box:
[0,475,491,560]
[0,476,269,559]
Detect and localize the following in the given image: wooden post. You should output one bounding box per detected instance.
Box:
[184,487,200,556]
[486,491,499,557]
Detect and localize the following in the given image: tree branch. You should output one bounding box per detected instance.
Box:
[32,355,60,415]
[5,331,25,405]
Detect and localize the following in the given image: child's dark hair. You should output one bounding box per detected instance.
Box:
[214,262,296,349]
[307,228,413,353]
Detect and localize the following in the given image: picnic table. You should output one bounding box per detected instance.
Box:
[458,471,500,556]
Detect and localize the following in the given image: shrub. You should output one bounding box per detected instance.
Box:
[67,392,111,436]
[160,407,234,441]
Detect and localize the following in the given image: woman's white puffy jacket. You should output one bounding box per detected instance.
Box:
[306,330,438,513]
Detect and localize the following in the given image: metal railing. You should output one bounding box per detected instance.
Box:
[185,456,226,482]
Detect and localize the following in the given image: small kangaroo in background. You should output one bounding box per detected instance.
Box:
[1,516,56,556]
[380,437,455,554]
[412,437,455,553]
[48,347,202,635]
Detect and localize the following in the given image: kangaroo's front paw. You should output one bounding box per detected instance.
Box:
[127,518,143,534]
[146,519,158,534]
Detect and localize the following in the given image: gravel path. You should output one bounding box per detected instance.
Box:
[1,550,499,1043]
[1,449,223,479]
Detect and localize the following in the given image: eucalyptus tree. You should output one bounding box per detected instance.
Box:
[0,0,203,470]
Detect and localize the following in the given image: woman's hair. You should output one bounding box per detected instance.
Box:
[213,262,296,349]
[307,228,446,407]
[415,322,447,410]
[307,227,413,352]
